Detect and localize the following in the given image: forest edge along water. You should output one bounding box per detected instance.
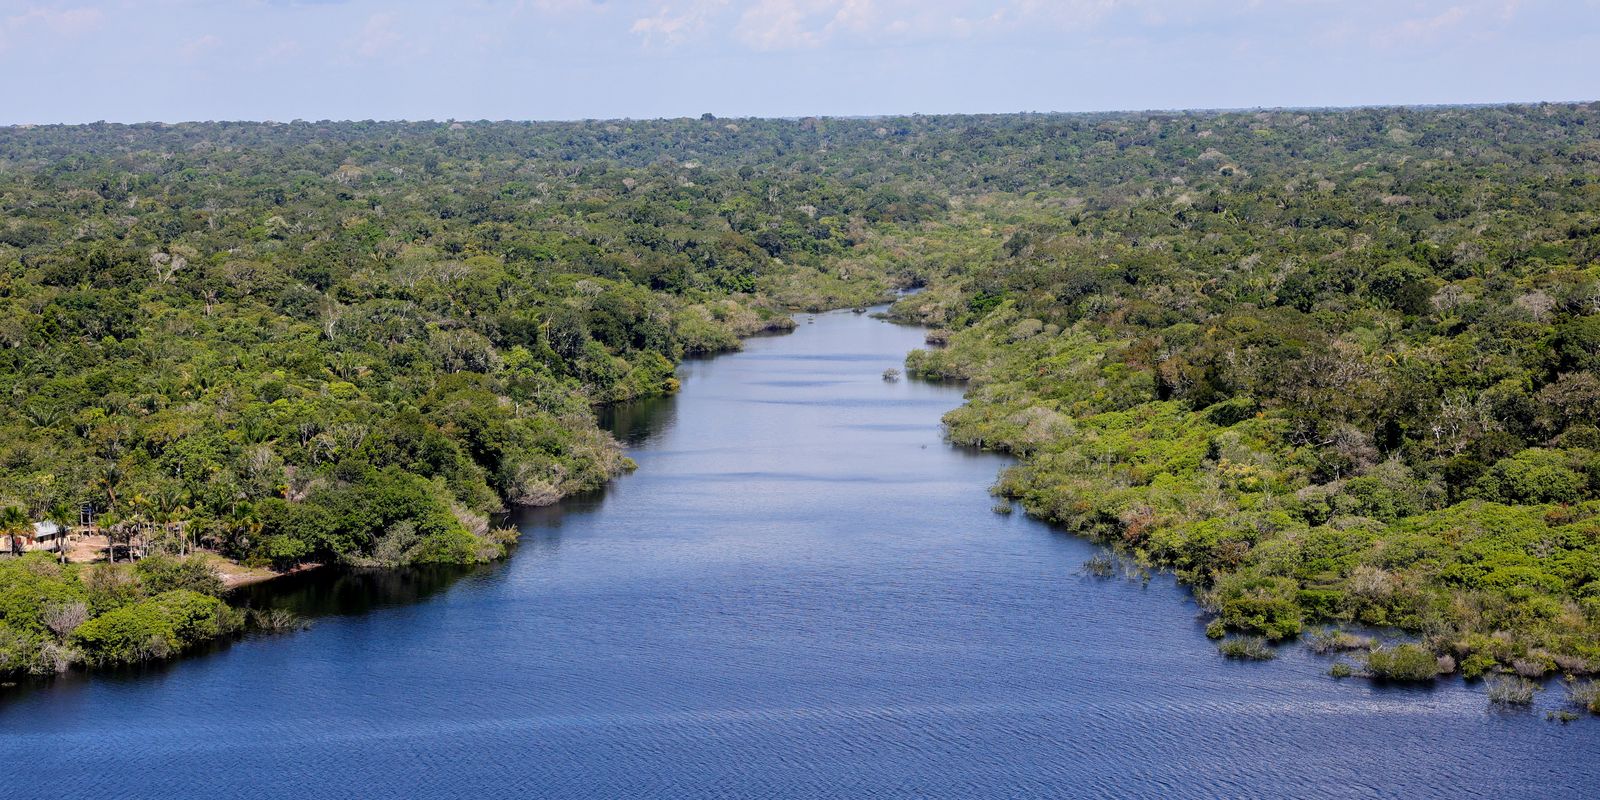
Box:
[1,307,1596,799]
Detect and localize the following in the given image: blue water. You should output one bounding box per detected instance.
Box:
[2,309,1595,799]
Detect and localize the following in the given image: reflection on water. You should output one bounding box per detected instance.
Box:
[234,562,498,619]
[1,308,1595,800]
[597,393,678,448]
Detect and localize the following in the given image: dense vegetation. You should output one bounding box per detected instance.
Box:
[0,552,239,673]
[4,105,1600,692]
[0,117,911,587]
[893,103,1600,684]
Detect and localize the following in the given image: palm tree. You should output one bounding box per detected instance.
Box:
[126,492,150,560]
[99,510,120,563]
[47,501,73,564]
[0,506,30,557]
[144,488,187,556]
[95,464,123,520]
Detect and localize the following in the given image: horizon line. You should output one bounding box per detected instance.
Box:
[4,98,1596,130]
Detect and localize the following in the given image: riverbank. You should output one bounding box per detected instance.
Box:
[0,296,855,686]
[52,533,313,590]
[8,304,1594,799]
[894,294,1600,691]
[216,558,323,590]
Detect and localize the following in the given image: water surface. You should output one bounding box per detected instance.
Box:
[2,309,1595,799]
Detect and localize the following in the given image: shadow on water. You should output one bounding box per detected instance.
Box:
[1,562,501,702]
[231,382,689,621]
[0,560,505,704]
[4,368,690,706]
[597,392,679,447]
[231,561,503,619]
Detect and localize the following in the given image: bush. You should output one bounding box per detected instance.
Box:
[1459,652,1498,680]
[1218,636,1276,660]
[72,590,240,666]
[1568,680,1600,714]
[1213,575,1303,640]
[1366,644,1440,681]
[1306,628,1375,654]
[1469,449,1588,505]
[1485,676,1538,706]
[249,608,309,634]
[1329,661,1354,678]
[1082,554,1116,578]
[134,556,224,597]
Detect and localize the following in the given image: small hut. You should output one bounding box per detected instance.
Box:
[30,521,68,551]
[2,521,68,554]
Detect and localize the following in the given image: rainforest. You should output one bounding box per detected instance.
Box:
[2,105,1600,704]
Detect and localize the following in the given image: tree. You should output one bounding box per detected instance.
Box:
[0,507,30,557]
[47,502,73,564]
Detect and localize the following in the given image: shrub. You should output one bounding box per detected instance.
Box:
[1329,662,1354,678]
[1568,680,1600,714]
[405,527,488,565]
[1485,676,1538,706]
[1082,554,1116,578]
[1459,652,1498,680]
[1213,574,1303,640]
[1469,449,1587,505]
[1366,644,1440,681]
[134,556,225,597]
[1219,636,1276,660]
[249,608,309,634]
[1306,628,1375,654]
[1512,654,1555,678]
[72,590,240,666]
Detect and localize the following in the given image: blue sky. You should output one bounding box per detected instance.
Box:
[2,0,1596,123]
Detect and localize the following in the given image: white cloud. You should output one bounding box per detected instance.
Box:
[8,5,103,35]
[727,0,1124,52]
[180,33,222,61]
[259,38,303,63]
[1370,4,1472,48]
[732,0,831,50]
[0,5,103,52]
[352,12,405,57]
[630,1,730,47]
[514,0,604,13]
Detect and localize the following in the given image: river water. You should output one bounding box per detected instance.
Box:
[1,309,1595,799]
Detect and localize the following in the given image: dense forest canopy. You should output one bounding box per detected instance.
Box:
[3,103,1600,685]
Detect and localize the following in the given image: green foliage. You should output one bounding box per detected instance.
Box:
[1365,644,1441,682]
[0,555,233,675]
[134,556,224,596]
[0,118,900,576]
[1218,636,1276,660]
[72,590,240,666]
[1213,575,1303,640]
[871,104,1600,681]
[5,106,1600,688]
[1469,449,1589,505]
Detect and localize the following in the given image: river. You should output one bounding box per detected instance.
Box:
[1,308,1594,799]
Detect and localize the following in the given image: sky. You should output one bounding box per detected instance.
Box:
[1,0,1597,123]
